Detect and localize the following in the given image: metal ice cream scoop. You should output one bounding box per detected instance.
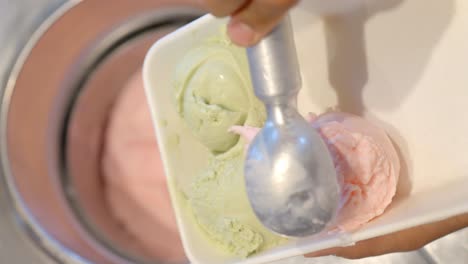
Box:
[244,15,340,237]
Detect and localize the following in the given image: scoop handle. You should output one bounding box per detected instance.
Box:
[246,15,302,105]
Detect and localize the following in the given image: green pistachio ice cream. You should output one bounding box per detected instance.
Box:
[174,34,264,154]
[189,147,285,257]
[173,33,285,256]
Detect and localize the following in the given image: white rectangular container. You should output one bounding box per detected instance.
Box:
[143,1,468,263]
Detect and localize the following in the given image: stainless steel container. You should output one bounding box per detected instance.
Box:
[1,1,200,263]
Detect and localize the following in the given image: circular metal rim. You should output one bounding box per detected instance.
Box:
[61,18,195,264]
[1,2,93,263]
[0,1,201,264]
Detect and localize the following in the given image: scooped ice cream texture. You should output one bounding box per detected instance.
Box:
[174,33,286,257]
[231,112,400,231]
[174,32,400,257]
[174,35,265,154]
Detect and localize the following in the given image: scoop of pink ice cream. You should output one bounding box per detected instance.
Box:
[230,112,400,231]
[102,70,186,262]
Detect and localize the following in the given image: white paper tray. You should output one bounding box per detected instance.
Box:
[143,1,468,263]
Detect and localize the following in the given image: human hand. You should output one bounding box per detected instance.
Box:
[306,213,468,259]
[196,0,299,46]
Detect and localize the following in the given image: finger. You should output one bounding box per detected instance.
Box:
[227,0,299,46]
[306,225,444,260]
[305,246,342,258]
[305,213,468,260]
[306,234,401,260]
[198,0,250,17]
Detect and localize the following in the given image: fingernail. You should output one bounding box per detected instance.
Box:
[304,250,328,258]
[228,20,258,46]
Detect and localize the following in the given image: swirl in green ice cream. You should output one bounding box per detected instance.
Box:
[173,33,285,257]
[174,36,264,153]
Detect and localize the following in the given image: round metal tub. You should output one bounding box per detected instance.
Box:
[1,1,202,263]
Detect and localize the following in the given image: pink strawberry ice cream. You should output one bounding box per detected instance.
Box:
[230,112,400,231]
[102,70,186,262]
